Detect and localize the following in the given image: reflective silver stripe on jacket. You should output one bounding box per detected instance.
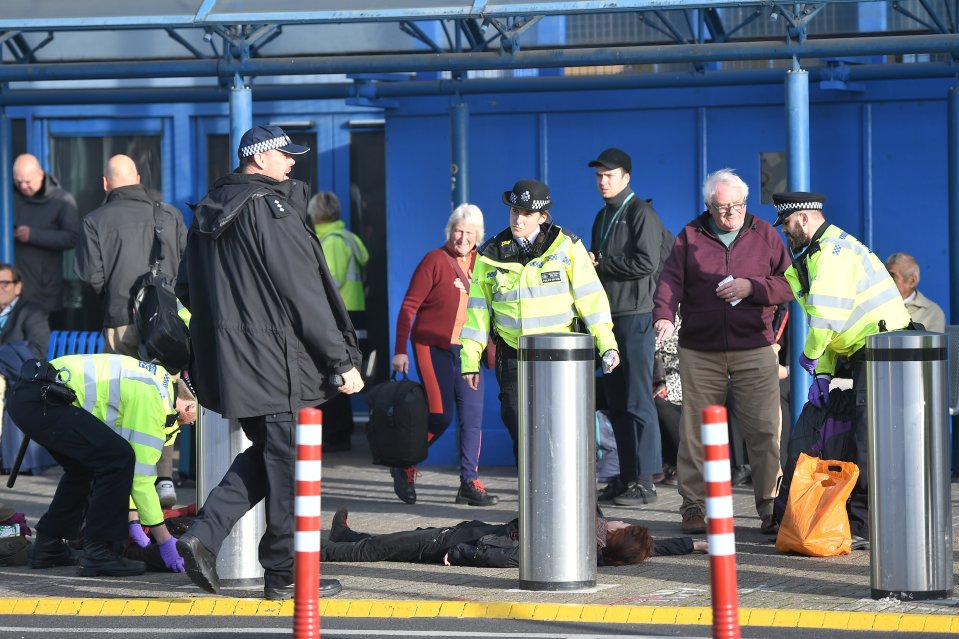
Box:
[460,326,488,343]
[135,461,158,477]
[496,310,575,331]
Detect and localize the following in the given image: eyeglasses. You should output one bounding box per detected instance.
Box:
[709,201,746,215]
[0,281,18,289]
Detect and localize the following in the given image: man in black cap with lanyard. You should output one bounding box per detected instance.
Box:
[772,191,911,550]
[175,125,364,599]
[587,148,669,508]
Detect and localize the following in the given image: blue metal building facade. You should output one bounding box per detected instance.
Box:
[383,77,953,465]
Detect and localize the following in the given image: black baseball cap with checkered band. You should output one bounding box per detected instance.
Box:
[237,125,310,160]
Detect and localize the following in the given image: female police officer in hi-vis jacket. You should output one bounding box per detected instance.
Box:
[459,179,620,462]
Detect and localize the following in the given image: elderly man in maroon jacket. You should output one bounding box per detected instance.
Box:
[653,168,793,536]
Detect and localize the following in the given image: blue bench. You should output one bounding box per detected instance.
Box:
[46,330,104,360]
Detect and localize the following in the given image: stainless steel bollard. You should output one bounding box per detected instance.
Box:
[866,330,953,600]
[197,408,265,585]
[518,333,596,591]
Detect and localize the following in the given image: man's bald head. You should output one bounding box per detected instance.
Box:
[103,155,140,192]
[12,154,44,197]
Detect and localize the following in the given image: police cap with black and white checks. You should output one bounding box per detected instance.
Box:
[771,191,826,226]
[237,125,310,159]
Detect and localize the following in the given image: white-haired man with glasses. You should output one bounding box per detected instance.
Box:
[652,168,793,536]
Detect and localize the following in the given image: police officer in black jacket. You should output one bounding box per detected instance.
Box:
[174,125,363,601]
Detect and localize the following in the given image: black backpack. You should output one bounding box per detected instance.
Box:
[365,372,429,468]
[131,203,191,374]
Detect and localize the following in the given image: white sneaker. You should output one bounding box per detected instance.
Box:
[156,480,177,509]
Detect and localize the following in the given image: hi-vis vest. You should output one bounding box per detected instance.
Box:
[785,224,911,376]
[460,225,617,373]
[51,353,176,526]
[315,220,369,312]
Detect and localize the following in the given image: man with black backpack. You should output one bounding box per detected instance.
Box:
[587,148,672,509]
[74,154,189,509]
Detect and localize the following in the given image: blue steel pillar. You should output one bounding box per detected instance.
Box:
[785,66,811,429]
[0,107,12,264]
[229,74,253,171]
[948,86,959,475]
[451,95,469,207]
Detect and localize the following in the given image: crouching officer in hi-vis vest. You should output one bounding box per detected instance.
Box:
[7,354,196,577]
[460,179,620,462]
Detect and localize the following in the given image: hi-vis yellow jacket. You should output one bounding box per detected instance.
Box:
[460,224,618,373]
[51,353,177,526]
[785,224,911,376]
[315,221,369,312]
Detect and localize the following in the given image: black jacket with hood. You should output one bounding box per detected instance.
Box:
[13,173,80,313]
[175,172,361,419]
[75,184,187,328]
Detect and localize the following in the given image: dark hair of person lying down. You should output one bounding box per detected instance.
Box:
[601,524,655,565]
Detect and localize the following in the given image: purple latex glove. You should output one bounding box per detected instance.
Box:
[808,375,832,409]
[798,353,818,376]
[128,521,150,548]
[159,537,185,573]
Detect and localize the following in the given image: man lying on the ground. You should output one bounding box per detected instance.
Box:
[322,508,708,568]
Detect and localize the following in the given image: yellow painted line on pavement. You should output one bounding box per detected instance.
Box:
[0,598,955,633]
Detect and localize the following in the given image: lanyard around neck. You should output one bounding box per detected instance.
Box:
[599,192,635,254]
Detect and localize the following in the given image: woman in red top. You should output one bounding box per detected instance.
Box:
[391,204,497,507]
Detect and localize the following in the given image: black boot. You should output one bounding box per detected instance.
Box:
[455,479,499,506]
[78,541,145,577]
[390,467,417,504]
[330,508,371,543]
[30,534,78,569]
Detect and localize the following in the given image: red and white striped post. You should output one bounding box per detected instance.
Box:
[702,405,740,639]
[294,407,323,639]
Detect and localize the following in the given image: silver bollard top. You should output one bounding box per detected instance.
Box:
[865,330,947,360]
[518,333,595,361]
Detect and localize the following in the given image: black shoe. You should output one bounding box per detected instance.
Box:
[851,535,870,551]
[320,579,343,598]
[265,579,342,599]
[455,479,499,506]
[760,515,779,535]
[329,508,371,543]
[597,477,624,503]
[731,465,752,487]
[78,542,145,577]
[30,534,78,569]
[177,534,221,594]
[390,467,418,504]
[613,482,658,506]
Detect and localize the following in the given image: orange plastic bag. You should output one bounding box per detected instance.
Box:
[775,453,860,557]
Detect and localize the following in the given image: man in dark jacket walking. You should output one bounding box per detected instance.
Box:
[588,148,669,508]
[12,153,80,326]
[653,168,793,536]
[74,154,188,508]
[174,125,363,601]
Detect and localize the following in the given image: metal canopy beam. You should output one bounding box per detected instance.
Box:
[0,33,955,82]
[0,0,880,30]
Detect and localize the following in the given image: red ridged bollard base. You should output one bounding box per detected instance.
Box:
[702,405,741,639]
[293,407,323,639]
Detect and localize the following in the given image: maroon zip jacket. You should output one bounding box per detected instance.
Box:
[653,211,793,352]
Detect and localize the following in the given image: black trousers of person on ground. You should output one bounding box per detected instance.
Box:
[322,520,507,563]
[184,412,296,589]
[6,379,134,544]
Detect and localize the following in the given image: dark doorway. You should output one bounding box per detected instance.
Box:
[349,126,388,386]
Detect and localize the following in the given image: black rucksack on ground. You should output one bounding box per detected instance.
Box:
[131,203,191,374]
[365,373,429,468]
